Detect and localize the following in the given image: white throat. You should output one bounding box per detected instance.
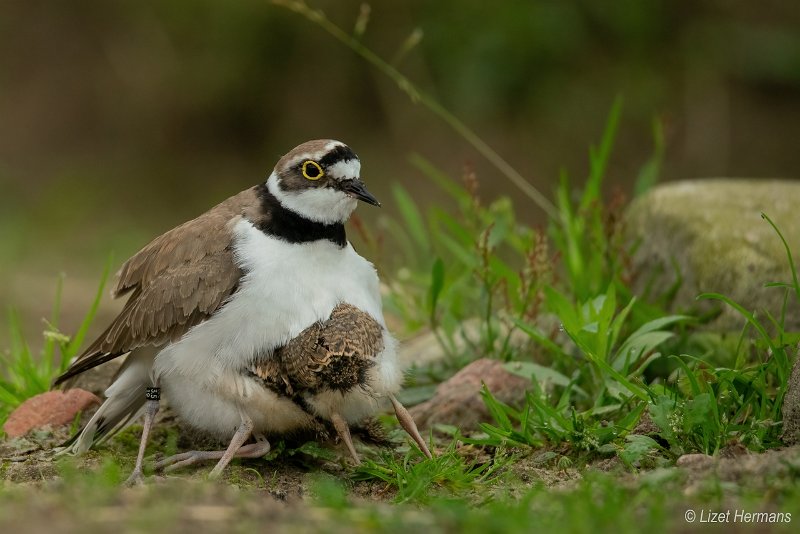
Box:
[266,173,358,225]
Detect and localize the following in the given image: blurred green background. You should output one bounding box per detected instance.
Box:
[2,0,800,345]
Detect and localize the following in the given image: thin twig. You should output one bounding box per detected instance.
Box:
[271,0,558,219]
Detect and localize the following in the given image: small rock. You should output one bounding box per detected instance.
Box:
[3,389,101,438]
[676,453,715,470]
[719,440,749,459]
[409,358,530,431]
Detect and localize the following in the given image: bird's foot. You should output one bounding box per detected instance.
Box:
[154,450,224,473]
[154,440,272,476]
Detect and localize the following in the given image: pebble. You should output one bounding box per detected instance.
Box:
[409,358,530,431]
[676,453,715,469]
[3,389,101,438]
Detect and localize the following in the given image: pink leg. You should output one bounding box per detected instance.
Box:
[155,439,271,474]
[389,393,433,459]
[154,416,268,479]
[331,412,361,465]
[123,397,160,486]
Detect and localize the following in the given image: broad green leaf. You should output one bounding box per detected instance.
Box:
[684,393,713,430]
[649,396,678,444]
[614,331,674,371]
[620,434,660,466]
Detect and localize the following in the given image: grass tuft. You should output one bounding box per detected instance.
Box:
[0,257,111,431]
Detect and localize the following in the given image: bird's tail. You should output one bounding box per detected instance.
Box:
[57,347,157,455]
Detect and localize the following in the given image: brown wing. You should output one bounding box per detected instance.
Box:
[54,186,264,386]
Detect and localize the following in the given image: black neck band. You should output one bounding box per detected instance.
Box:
[255,183,347,247]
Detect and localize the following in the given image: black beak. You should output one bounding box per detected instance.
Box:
[341,179,381,207]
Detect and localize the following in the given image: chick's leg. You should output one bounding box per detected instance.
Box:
[389,393,433,459]
[331,412,360,465]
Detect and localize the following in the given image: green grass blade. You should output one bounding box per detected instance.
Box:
[696,293,781,371]
[392,184,430,251]
[669,355,703,396]
[633,117,664,196]
[42,273,65,377]
[761,212,800,302]
[64,255,112,364]
[428,258,445,322]
[273,0,557,218]
[583,96,623,211]
[409,154,471,204]
[587,353,649,402]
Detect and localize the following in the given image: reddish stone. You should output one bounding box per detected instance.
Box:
[409,358,530,431]
[3,389,101,438]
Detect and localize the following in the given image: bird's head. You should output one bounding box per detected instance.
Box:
[266,140,380,225]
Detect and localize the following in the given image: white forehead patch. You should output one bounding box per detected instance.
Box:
[284,151,321,169]
[325,140,345,151]
[327,159,361,180]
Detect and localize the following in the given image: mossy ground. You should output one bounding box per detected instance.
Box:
[2,411,799,534]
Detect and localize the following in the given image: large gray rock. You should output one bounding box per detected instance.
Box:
[782,355,800,445]
[625,179,800,330]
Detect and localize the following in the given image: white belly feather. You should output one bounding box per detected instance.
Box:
[152,219,401,438]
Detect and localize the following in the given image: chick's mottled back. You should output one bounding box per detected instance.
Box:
[247,303,431,464]
[250,304,384,397]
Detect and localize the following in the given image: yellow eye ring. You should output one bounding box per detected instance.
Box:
[302,160,324,180]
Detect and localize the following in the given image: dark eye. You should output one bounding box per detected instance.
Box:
[302,160,324,180]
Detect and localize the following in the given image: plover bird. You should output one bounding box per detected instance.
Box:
[55,140,426,481]
[155,303,431,473]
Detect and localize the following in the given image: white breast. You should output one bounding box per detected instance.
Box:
[153,219,390,436]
